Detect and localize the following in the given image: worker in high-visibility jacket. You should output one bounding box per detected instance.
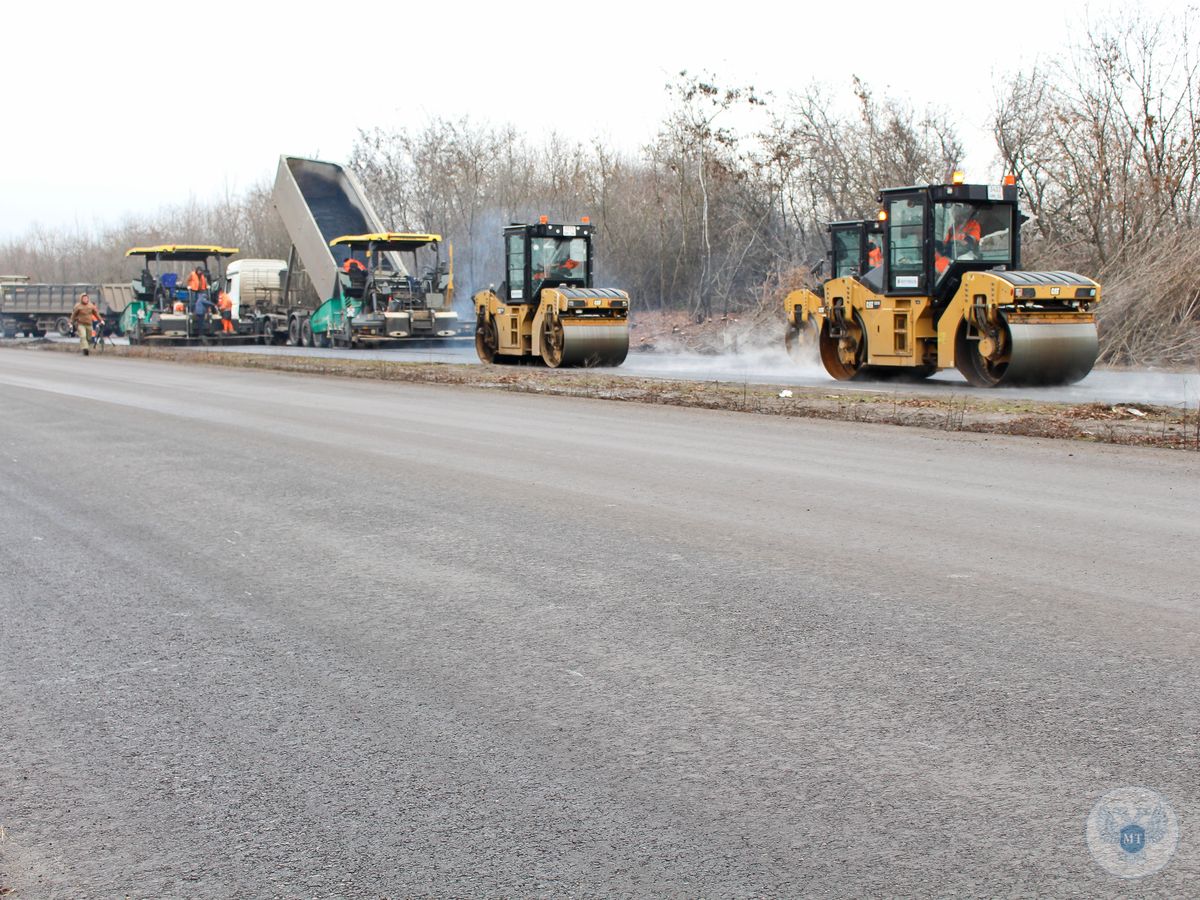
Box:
[217,291,235,333]
[186,267,209,308]
[935,210,983,276]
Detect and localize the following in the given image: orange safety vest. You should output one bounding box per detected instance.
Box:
[186,271,209,291]
[944,220,981,244]
[343,258,366,273]
[867,246,882,267]
[218,292,232,311]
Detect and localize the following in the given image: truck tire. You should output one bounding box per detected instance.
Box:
[56,317,72,336]
[288,317,301,346]
[259,318,274,345]
[300,319,314,347]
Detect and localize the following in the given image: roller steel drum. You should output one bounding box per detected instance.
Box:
[545,319,629,368]
[958,319,1099,387]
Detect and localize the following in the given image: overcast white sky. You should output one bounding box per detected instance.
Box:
[0,0,1187,238]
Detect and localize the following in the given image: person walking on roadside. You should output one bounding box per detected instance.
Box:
[70,292,100,355]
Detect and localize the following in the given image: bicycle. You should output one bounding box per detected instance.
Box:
[89,320,114,353]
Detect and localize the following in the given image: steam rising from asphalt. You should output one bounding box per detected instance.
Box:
[100,327,1200,407]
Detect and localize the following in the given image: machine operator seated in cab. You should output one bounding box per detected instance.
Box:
[340,256,368,297]
[933,203,1013,279]
[530,236,587,294]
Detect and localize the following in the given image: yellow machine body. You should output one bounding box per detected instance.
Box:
[474,286,629,367]
[473,220,630,367]
[784,182,1101,387]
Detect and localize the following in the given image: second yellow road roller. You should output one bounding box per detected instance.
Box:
[784,175,1101,386]
[473,218,630,367]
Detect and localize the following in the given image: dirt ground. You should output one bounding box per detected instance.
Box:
[17,342,1199,452]
[629,308,779,355]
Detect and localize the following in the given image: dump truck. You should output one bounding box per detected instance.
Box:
[2,282,94,337]
[473,219,630,367]
[271,155,461,346]
[1,282,135,338]
[784,175,1100,386]
[122,245,243,344]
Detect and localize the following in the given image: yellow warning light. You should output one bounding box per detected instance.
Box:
[581,216,590,224]
[539,215,549,224]
[1003,174,1016,186]
[952,171,965,185]
[876,210,887,221]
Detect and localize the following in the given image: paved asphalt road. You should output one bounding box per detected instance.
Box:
[1,349,1198,897]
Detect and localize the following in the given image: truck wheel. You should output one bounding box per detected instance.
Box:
[56,317,71,336]
[259,319,274,345]
[300,319,314,347]
[288,317,301,346]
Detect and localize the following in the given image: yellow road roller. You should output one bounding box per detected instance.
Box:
[473,218,630,367]
[784,176,1101,386]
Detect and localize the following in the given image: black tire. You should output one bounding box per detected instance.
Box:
[300,319,314,347]
[288,317,301,346]
[56,317,71,336]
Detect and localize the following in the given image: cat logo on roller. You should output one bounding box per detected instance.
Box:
[473,218,630,367]
[784,175,1101,387]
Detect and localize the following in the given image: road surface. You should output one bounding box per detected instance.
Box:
[1,350,1197,897]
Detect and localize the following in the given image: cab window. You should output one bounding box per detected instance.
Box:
[831,229,860,279]
[932,202,1015,283]
[887,197,925,292]
[506,234,525,300]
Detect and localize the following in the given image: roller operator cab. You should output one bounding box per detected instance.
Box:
[300,233,458,347]
[473,220,630,367]
[122,245,242,344]
[784,178,1101,387]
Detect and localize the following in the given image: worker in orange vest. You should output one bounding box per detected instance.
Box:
[936,209,983,276]
[186,266,209,307]
[867,240,882,269]
[217,291,235,333]
[343,258,366,274]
